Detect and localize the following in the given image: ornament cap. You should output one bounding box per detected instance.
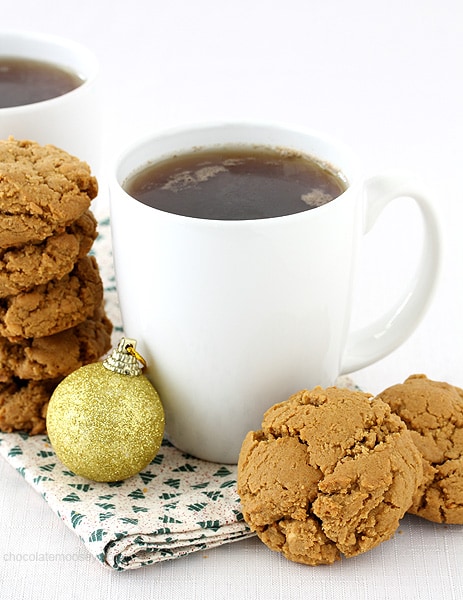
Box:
[103,337,146,376]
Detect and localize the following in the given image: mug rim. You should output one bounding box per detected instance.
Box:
[112,121,363,225]
[0,28,99,114]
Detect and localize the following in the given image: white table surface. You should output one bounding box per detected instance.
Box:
[1,1,462,598]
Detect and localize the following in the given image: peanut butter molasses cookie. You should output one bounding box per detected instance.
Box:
[0,307,112,382]
[377,374,463,524]
[0,255,104,340]
[237,386,423,565]
[0,378,58,435]
[0,210,97,297]
[0,137,97,248]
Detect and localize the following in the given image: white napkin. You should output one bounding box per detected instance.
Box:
[0,430,255,569]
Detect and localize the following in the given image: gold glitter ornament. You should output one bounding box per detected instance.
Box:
[46,338,165,482]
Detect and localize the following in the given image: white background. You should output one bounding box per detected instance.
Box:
[1,1,462,598]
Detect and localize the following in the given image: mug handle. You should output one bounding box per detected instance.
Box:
[340,172,441,375]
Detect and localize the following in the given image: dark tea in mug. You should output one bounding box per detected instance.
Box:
[0,57,84,108]
[124,145,347,220]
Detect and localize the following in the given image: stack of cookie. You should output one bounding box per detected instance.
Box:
[0,138,112,435]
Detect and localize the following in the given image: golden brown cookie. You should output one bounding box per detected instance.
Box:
[0,307,112,382]
[237,386,423,565]
[0,138,97,248]
[377,374,463,524]
[0,210,97,297]
[0,378,58,435]
[0,255,104,340]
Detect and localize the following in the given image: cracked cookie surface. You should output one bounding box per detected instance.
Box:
[377,374,463,524]
[0,255,104,340]
[0,138,97,248]
[0,378,58,435]
[0,307,112,382]
[0,210,97,297]
[237,386,423,565]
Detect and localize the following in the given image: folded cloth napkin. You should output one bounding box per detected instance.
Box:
[0,213,357,570]
[0,431,255,570]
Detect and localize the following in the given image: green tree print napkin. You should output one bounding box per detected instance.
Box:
[0,431,253,570]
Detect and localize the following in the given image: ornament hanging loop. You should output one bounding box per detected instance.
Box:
[103,337,147,376]
[125,343,147,369]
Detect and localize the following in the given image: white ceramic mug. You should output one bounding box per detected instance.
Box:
[0,30,101,177]
[110,122,441,464]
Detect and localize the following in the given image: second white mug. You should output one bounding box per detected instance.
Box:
[0,29,101,178]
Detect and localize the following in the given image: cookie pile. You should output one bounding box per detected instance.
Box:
[0,138,112,435]
[238,375,463,566]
